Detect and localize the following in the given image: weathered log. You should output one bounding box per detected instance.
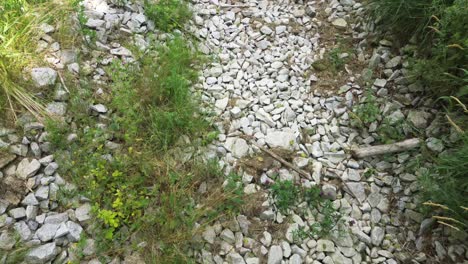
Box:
[351,138,421,159]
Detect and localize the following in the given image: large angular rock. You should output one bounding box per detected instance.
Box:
[110,47,132,57]
[31,68,57,87]
[46,102,67,116]
[9,207,26,219]
[317,239,335,252]
[345,182,367,203]
[26,242,58,264]
[16,158,41,179]
[35,223,60,242]
[407,110,428,129]
[66,221,83,242]
[265,130,296,150]
[371,226,385,246]
[225,137,249,158]
[332,18,347,29]
[75,203,92,222]
[267,245,283,264]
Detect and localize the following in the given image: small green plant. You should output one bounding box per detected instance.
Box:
[270,181,343,238]
[72,0,96,42]
[309,200,343,237]
[328,47,348,71]
[363,168,377,178]
[144,0,192,32]
[352,90,380,125]
[376,118,409,144]
[270,180,299,213]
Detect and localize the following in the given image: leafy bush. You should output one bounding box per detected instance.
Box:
[108,36,208,150]
[366,0,468,234]
[366,0,468,102]
[411,0,468,101]
[420,133,468,232]
[365,0,446,44]
[351,90,380,125]
[270,180,343,238]
[144,0,192,32]
[48,27,239,262]
[0,0,50,119]
[270,180,299,212]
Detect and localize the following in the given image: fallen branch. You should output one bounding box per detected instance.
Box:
[351,138,421,159]
[251,141,312,179]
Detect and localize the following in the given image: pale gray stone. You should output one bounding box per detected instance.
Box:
[426,137,444,152]
[35,185,49,201]
[265,130,296,150]
[16,158,41,179]
[75,203,92,222]
[35,223,60,242]
[371,227,385,246]
[224,137,249,158]
[31,68,57,87]
[332,18,347,29]
[44,212,68,224]
[345,182,366,203]
[46,102,67,116]
[407,110,428,129]
[66,221,83,242]
[228,252,246,264]
[202,226,216,244]
[90,104,108,113]
[220,229,235,244]
[0,232,15,250]
[317,239,335,252]
[22,193,39,206]
[9,207,26,219]
[267,245,283,264]
[26,242,58,264]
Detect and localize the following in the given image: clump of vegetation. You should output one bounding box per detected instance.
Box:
[410,0,468,101]
[312,46,352,73]
[420,132,468,232]
[108,36,209,150]
[0,232,28,264]
[144,0,192,32]
[0,0,49,120]
[270,180,299,212]
[351,90,380,125]
[366,0,468,234]
[376,118,412,144]
[72,0,96,42]
[366,0,467,102]
[328,47,349,72]
[270,180,343,238]
[48,16,243,263]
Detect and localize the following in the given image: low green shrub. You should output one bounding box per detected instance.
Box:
[48,27,242,261]
[365,0,445,44]
[270,180,299,212]
[270,180,343,238]
[351,90,380,125]
[144,0,192,32]
[420,133,468,232]
[366,0,468,234]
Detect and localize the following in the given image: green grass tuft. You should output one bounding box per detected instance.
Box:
[144,0,192,32]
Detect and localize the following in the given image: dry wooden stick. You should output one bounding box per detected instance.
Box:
[351,138,421,159]
[251,141,312,179]
[57,71,70,93]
